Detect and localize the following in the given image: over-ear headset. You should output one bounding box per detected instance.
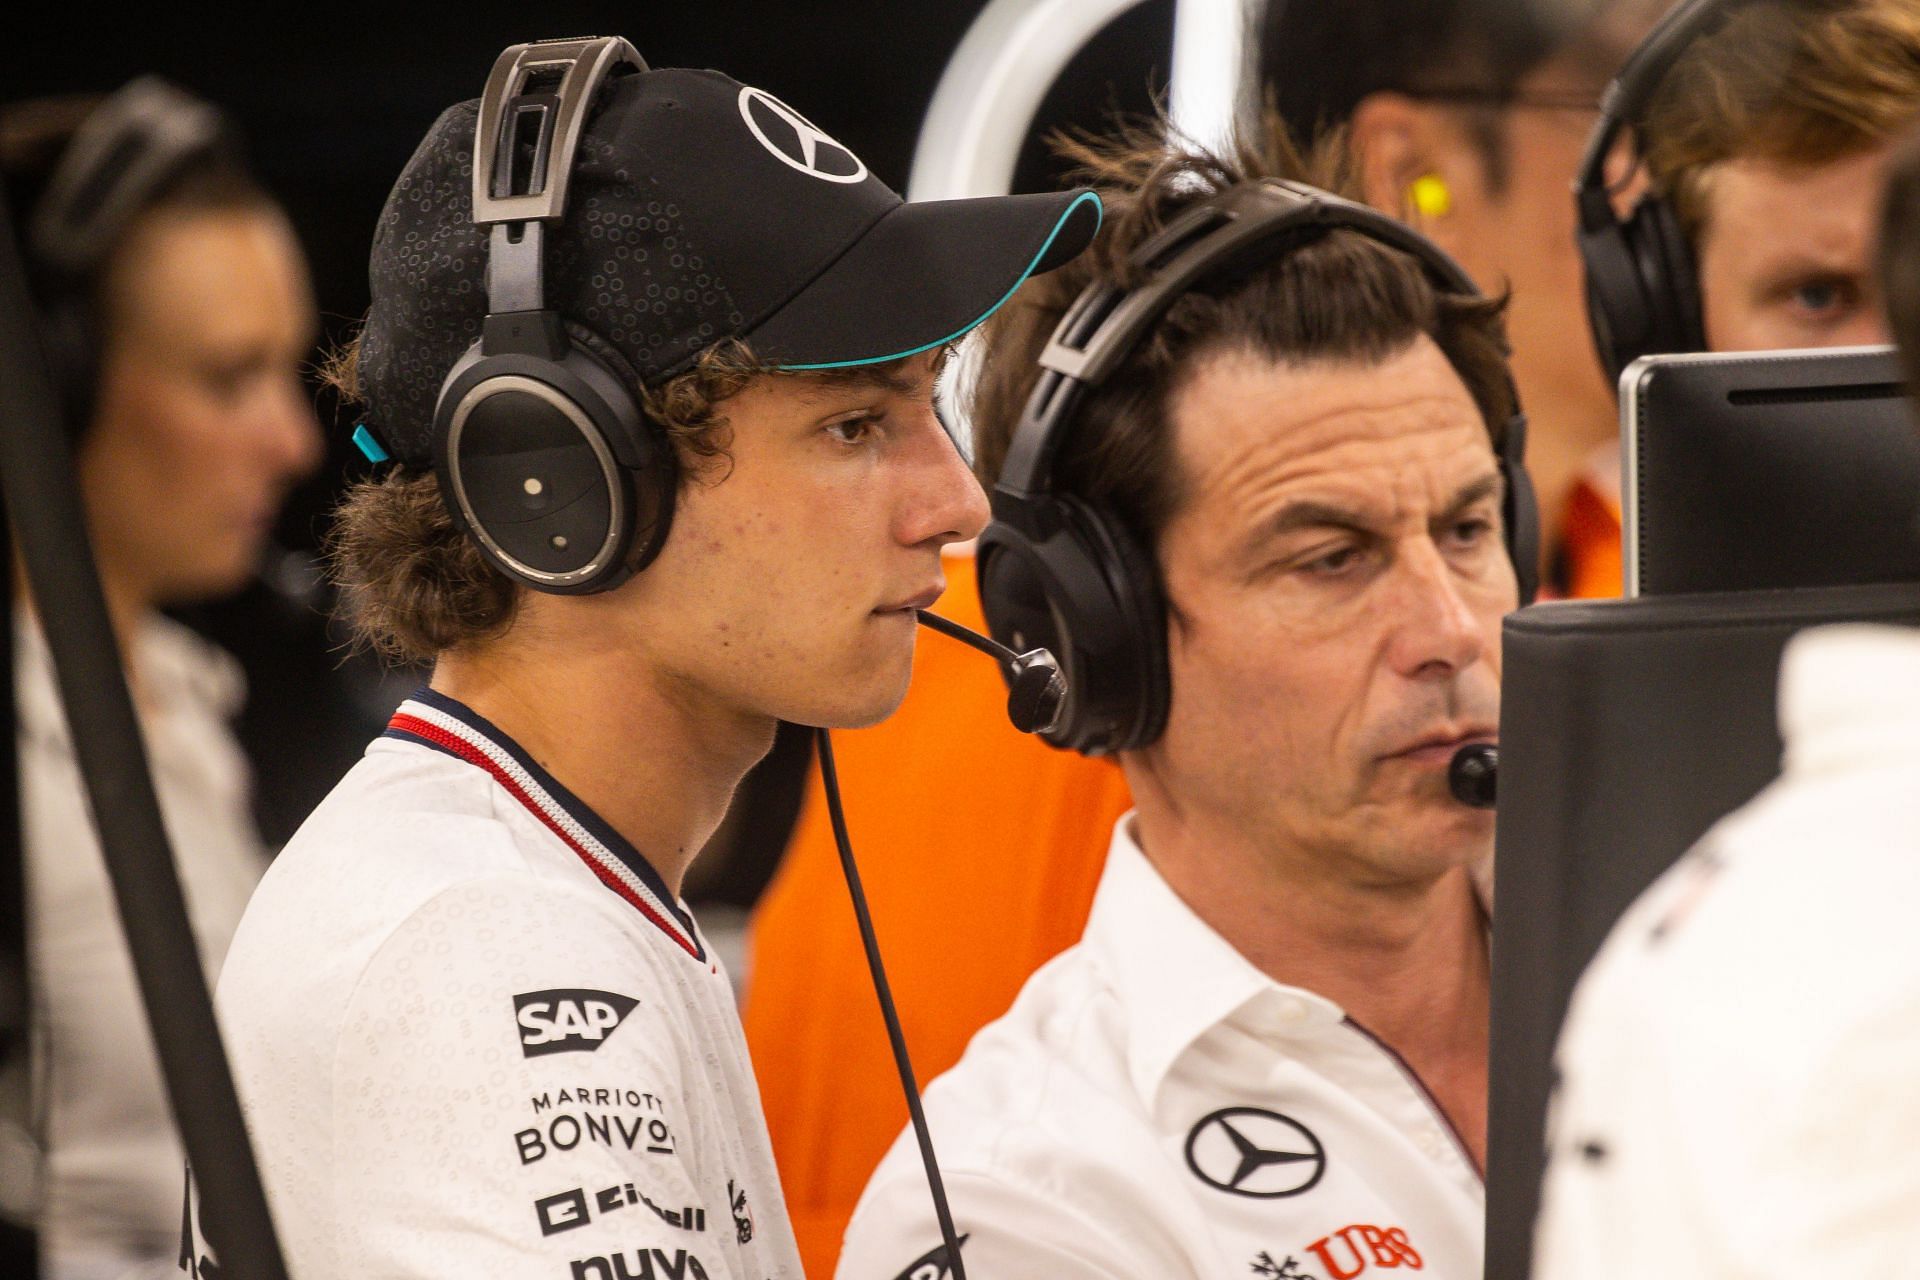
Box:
[978,178,1539,756]
[1577,0,1740,385]
[430,37,674,596]
[19,77,231,434]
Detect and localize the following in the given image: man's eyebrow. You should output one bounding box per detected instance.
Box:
[1239,469,1506,554]
[1432,471,1506,527]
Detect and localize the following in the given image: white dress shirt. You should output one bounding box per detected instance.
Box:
[839,816,1484,1280]
[1534,624,1920,1277]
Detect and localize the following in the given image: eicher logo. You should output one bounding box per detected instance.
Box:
[570,1247,710,1280]
[889,1234,970,1280]
[1183,1107,1327,1199]
[513,989,640,1057]
[736,85,868,184]
[1303,1225,1424,1279]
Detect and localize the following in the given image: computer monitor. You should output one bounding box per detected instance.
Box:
[1622,345,1920,596]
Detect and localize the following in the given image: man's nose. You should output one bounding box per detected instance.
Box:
[1384,539,1488,680]
[898,411,990,548]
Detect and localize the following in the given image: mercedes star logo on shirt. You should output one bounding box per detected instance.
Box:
[1184,1107,1327,1198]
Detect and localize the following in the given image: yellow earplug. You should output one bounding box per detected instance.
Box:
[1409,173,1452,220]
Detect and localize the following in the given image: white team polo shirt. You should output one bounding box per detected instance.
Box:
[1534,625,1920,1276]
[192,689,802,1280]
[838,817,1483,1280]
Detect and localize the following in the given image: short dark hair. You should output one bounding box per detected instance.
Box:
[968,113,1515,565]
[1879,122,1920,397]
[1255,0,1619,190]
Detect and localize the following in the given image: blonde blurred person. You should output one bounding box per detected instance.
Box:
[0,79,320,1278]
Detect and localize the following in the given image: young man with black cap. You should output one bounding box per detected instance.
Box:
[184,38,1098,1279]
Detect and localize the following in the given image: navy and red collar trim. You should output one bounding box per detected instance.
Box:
[385,688,705,962]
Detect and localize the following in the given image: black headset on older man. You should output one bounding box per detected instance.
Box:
[976,177,1541,761]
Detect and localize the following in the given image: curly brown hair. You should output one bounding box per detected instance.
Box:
[968,110,1514,561]
[322,333,765,664]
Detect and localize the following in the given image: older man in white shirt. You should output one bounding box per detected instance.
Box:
[838,124,1527,1280]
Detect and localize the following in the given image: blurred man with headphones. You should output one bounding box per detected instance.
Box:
[1568,0,1920,591]
[838,118,1531,1280]
[0,80,321,1278]
[1531,118,1920,1278]
[184,36,1100,1280]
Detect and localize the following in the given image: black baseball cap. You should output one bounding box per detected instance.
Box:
[360,65,1103,465]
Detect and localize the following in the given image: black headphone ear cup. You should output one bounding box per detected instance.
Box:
[1500,414,1541,607]
[1638,194,1704,352]
[1058,495,1169,750]
[1581,208,1657,386]
[563,322,678,563]
[977,494,1168,755]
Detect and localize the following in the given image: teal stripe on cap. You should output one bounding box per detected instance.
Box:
[776,190,1104,371]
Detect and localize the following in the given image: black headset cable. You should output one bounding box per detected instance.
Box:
[816,726,969,1280]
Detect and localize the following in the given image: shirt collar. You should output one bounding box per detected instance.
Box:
[384,687,706,962]
[1779,623,1920,778]
[1083,814,1344,1108]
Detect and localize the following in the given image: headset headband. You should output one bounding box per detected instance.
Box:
[1000,179,1505,499]
[979,176,1539,755]
[473,37,647,317]
[28,77,230,280]
[1576,0,1730,232]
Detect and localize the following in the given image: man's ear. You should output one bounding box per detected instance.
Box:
[1348,92,1446,224]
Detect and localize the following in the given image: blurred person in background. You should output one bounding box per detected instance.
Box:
[1560,0,1920,593]
[0,78,320,1279]
[1530,115,1920,1277]
[1260,0,1663,597]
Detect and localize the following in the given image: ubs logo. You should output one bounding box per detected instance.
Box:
[514,989,639,1057]
[1184,1107,1326,1198]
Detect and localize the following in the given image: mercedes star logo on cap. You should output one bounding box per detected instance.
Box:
[1184,1107,1327,1198]
[737,86,868,184]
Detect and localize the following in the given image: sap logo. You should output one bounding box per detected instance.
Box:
[1304,1224,1424,1278]
[514,989,640,1057]
[570,1246,711,1280]
[889,1234,970,1280]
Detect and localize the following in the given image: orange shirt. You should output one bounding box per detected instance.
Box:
[1560,471,1624,600]
[742,552,1132,1279]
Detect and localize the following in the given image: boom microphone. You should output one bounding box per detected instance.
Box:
[915,610,1066,736]
[1448,743,1498,809]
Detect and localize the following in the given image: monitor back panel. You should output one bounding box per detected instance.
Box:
[1623,347,1920,596]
